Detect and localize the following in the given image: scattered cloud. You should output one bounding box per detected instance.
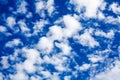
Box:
[70,0,104,18]
[37,37,53,54]
[0,0,119,80]
[92,60,120,80]
[95,29,114,39]
[1,56,9,69]
[6,16,16,28]
[79,63,90,71]
[63,15,82,37]
[5,39,22,48]
[35,0,55,17]
[109,2,120,15]
[0,25,7,32]
[75,29,99,48]
[16,0,28,14]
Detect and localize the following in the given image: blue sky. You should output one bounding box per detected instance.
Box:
[0,0,120,80]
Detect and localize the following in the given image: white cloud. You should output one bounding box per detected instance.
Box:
[55,42,71,55]
[95,29,114,39]
[30,76,42,80]
[5,39,22,48]
[79,63,90,71]
[37,37,53,54]
[23,60,36,73]
[17,0,27,14]
[92,60,120,80]
[9,49,23,62]
[46,0,55,16]
[63,15,82,37]
[96,49,112,55]
[17,20,30,32]
[1,56,9,69]
[10,63,28,80]
[6,16,16,27]
[55,63,67,71]
[7,48,41,79]
[84,0,103,18]
[17,20,31,37]
[1,0,119,80]
[33,20,48,35]
[118,46,120,53]
[50,73,60,80]
[70,0,104,18]
[77,29,99,48]
[0,26,11,37]
[105,16,120,25]
[109,2,120,15]
[53,56,69,71]
[41,71,51,78]
[64,76,71,80]
[97,11,105,20]
[37,71,60,80]
[22,48,40,73]
[10,71,28,80]
[88,55,104,63]
[35,1,44,13]
[43,55,69,71]
[0,73,3,80]
[47,25,63,41]
[22,48,40,61]
[35,0,55,16]
[26,12,33,18]
[0,25,7,32]
[99,2,106,11]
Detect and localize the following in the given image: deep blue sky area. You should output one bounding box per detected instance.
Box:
[0,0,120,80]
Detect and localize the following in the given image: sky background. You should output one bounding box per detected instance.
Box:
[0,0,120,80]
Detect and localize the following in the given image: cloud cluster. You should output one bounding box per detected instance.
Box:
[0,0,120,80]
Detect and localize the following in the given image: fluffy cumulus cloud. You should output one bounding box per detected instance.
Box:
[5,39,22,48]
[63,15,82,37]
[95,29,114,39]
[37,37,53,54]
[35,0,55,17]
[92,60,120,80]
[109,2,120,15]
[70,0,104,18]
[0,25,7,32]
[16,0,28,14]
[76,29,99,48]
[0,0,120,80]
[6,16,16,28]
